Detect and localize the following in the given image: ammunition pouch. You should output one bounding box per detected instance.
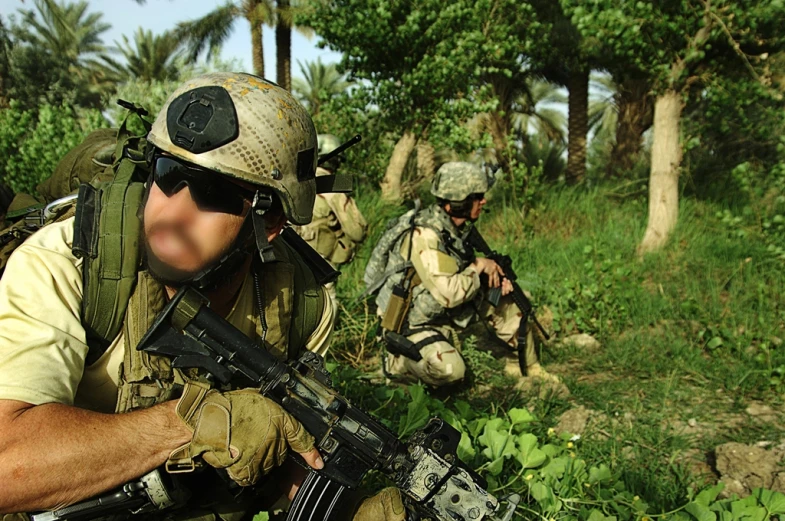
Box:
[380,268,419,333]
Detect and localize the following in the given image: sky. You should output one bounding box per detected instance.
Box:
[0,0,344,80]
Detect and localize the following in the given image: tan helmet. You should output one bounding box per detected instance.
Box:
[431,161,489,201]
[147,72,318,225]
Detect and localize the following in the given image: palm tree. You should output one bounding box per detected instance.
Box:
[16,0,109,65]
[291,59,351,115]
[275,0,314,91]
[175,0,311,89]
[511,79,568,144]
[176,1,274,78]
[112,28,185,83]
[14,0,115,106]
[588,73,618,145]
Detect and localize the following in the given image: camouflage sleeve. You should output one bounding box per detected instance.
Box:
[325,193,368,243]
[406,227,481,308]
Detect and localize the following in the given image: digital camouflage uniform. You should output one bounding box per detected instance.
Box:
[368,162,552,387]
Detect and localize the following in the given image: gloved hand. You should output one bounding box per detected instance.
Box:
[168,382,320,486]
[353,488,406,521]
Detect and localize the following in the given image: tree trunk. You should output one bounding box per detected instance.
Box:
[610,78,653,177]
[416,141,436,181]
[381,131,416,201]
[638,89,683,255]
[566,67,589,183]
[250,14,264,77]
[275,0,291,90]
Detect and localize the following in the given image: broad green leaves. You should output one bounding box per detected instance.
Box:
[398,384,431,437]
[326,365,785,521]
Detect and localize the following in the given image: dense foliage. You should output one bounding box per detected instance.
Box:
[0,101,103,194]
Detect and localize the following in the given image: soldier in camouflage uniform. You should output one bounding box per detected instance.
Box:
[365,162,558,387]
[298,134,368,313]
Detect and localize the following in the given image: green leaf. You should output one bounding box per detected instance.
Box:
[454,400,474,421]
[252,514,270,521]
[589,464,612,484]
[479,422,516,461]
[754,488,785,514]
[587,510,617,521]
[508,408,535,430]
[685,501,717,521]
[707,337,724,350]
[469,418,488,438]
[486,456,505,476]
[695,483,725,506]
[457,430,476,461]
[540,456,568,480]
[730,504,767,521]
[397,385,431,437]
[515,433,547,469]
[529,482,562,513]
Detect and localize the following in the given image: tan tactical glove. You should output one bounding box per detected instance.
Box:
[353,488,406,521]
[168,382,316,487]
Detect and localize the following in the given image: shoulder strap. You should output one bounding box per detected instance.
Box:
[274,230,327,359]
[73,120,149,364]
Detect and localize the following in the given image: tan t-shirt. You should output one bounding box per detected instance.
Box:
[0,218,334,413]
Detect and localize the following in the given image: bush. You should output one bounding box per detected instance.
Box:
[0,101,105,195]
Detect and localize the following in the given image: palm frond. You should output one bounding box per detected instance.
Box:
[292,58,351,114]
[176,2,241,63]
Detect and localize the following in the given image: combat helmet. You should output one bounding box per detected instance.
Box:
[148,72,318,227]
[431,162,489,201]
[144,72,322,288]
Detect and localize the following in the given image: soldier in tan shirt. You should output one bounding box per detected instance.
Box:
[298,135,368,313]
[0,74,402,521]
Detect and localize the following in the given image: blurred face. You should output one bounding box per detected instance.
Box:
[143,182,250,277]
[143,154,254,282]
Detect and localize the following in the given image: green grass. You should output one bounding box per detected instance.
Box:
[327,182,785,517]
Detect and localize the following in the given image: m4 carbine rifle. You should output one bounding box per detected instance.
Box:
[463,226,549,376]
[126,287,517,521]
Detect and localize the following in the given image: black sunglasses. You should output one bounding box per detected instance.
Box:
[152,155,254,215]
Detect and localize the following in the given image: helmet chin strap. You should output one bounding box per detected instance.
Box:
[251,191,277,263]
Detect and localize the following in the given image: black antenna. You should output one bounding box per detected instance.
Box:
[317,134,362,166]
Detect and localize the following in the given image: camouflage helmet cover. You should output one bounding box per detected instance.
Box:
[430,161,489,201]
[147,72,318,225]
[317,134,342,156]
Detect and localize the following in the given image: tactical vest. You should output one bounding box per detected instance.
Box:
[375,205,474,329]
[115,235,325,414]
[300,195,343,257]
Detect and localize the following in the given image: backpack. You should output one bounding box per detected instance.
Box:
[362,200,421,296]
